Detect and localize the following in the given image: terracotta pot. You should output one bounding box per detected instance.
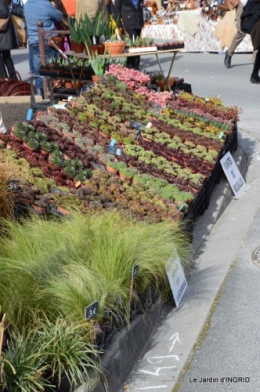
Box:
[32,204,46,215]
[106,164,118,175]
[23,142,37,152]
[48,155,60,171]
[10,131,23,143]
[39,149,49,157]
[86,44,99,55]
[104,41,126,55]
[97,44,105,55]
[52,79,63,89]
[92,75,102,85]
[99,130,109,138]
[70,41,85,53]
[119,172,132,181]
[36,111,44,121]
[64,81,73,89]
[72,81,82,89]
[56,206,70,216]
[155,77,175,91]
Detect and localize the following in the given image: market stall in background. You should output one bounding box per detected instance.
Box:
[143,0,253,52]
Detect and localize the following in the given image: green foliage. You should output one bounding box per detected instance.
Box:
[35,317,100,387]
[2,318,100,392]
[49,151,65,168]
[0,211,190,331]
[12,122,35,141]
[86,49,107,77]
[68,17,84,44]
[2,332,51,392]
[25,137,39,150]
[40,140,52,153]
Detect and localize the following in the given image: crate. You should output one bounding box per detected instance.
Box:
[182,123,238,229]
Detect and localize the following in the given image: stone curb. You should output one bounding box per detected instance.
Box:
[124,131,252,391]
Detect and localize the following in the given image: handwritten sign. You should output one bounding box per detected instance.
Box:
[165,252,187,307]
[84,301,99,319]
[220,151,246,198]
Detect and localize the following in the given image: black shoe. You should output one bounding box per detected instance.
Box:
[250,74,260,83]
[224,50,231,68]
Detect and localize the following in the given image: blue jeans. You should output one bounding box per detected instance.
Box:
[28,44,35,74]
[31,42,58,90]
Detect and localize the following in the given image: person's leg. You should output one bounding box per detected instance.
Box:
[0,53,8,78]
[30,43,43,95]
[28,44,35,74]
[250,49,260,83]
[31,42,59,96]
[224,2,246,68]
[1,51,18,80]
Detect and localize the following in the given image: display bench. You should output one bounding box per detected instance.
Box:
[142,9,253,53]
[64,47,180,90]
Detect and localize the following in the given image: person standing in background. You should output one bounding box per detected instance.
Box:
[24,0,62,96]
[0,0,18,79]
[249,4,260,83]
[75,0,107,21]
[113,0,144,69]
[224,0,248,68]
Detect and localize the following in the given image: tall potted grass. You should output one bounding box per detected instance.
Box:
[85,48,107,83]
[67,17,85,53]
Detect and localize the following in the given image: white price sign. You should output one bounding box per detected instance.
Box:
[165,252,187,307]
[220,151,246,198]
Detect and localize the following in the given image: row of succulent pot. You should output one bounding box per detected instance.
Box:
[1,67,239,223]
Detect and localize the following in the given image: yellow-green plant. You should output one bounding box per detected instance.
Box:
[0,210,191,331]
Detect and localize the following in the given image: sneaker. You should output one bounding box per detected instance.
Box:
[224,50,231,68]
[250,74,260,83]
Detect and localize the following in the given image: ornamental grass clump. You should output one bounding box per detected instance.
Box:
[2,317,100,392]
[0,211,191,331]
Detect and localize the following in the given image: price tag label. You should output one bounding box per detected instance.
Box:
[84,301,99,319]
[131,264,139,279]
[220,151,246,198]
[165,251,187,307]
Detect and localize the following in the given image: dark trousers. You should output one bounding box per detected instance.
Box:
[252,49,260,77]
[0,51,18,80]
[125,28,141,69]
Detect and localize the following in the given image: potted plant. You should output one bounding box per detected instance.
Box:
[67,17,85,53]
[154,72,174,91]
[86,48,107,84]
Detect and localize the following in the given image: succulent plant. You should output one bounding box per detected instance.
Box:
[40,140,52,153]
[49,150,65,168]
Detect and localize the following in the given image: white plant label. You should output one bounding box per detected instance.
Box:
[220,151,246,198]
[165,252,187,307]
